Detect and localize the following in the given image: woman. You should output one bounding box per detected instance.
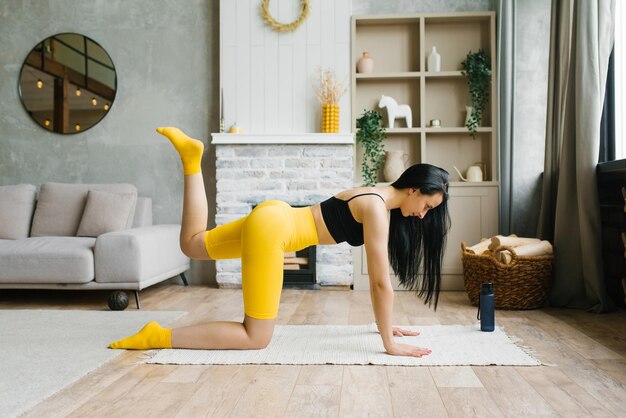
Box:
[110,127,450,358]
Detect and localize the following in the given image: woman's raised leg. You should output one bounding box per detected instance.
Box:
[156,127,209,260]
[109,128,280,351]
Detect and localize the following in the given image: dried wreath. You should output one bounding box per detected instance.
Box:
[260,0,309,32]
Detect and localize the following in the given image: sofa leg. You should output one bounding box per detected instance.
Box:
[134,291,141,309]
[180,272,189,286]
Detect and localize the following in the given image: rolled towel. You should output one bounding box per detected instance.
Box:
[495,240,553,264]
[512,240,553,256]
[467,235,516,255]
[488,235,540,251]
[466,238,492,255]
[496,250,512,264]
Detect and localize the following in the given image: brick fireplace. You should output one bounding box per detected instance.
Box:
[211,133,355,288]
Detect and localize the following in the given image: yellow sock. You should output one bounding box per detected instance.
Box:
[109,321,172,350]
[156,126,204,175]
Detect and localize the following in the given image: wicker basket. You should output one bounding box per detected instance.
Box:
[461,242,553,309]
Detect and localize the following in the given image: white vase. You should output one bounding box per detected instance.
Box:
[465,106,474,126]
[427,46,441,72]
[357,52,374,73]
[383,150,409,182]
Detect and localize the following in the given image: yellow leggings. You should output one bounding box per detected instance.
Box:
[204,200,319,319]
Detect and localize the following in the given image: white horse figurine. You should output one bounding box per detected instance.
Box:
[378,95,412,128]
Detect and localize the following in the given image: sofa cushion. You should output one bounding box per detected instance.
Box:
[76,190,137,237]
[0,184,37,240]
[30,183,138,237]
[0,237,96,284]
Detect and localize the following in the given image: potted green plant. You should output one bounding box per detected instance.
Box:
[461,49,492,139]
[356,109,386,186]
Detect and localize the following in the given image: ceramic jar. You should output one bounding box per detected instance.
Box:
[427,46,441,72]
[356,52,374,73]
[383,150,409,182]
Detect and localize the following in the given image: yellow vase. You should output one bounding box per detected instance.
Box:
[321,104,340,133]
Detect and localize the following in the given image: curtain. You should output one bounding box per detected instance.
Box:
[537,0,615,312]
[496,0,516,236]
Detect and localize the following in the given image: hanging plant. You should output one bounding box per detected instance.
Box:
[356,109,386,186]
[461,49,492,139]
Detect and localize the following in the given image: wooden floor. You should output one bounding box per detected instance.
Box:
[2,285,626,418]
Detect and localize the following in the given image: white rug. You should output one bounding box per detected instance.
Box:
[0,310,185,418]
[148,324,540,367]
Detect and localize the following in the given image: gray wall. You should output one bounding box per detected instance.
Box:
[512,0,551,236]
[0,0,219,284]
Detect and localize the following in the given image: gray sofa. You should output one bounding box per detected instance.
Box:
[0,182,190,308]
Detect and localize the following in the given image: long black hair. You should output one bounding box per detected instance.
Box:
[388,163,450,309]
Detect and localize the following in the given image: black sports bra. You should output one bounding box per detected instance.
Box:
[320,193,385,246]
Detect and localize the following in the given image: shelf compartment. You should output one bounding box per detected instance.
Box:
[424,132,494,181]
[424,15,492,72]
[355,78,421,129]
[357,132,422,184]
[424,77,492,128]
[383,133,422,169]
[354,18,421,73]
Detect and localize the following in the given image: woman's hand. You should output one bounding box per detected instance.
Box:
[385,342,432,357]
[392,326,420,337]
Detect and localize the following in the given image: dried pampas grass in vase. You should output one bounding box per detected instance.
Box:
[315,68,346,133]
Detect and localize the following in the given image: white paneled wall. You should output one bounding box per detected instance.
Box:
[220,0,351,134]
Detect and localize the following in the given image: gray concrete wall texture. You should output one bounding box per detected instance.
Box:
[0,0,219,284]
[0,0,218,224]
[512,0,551,236]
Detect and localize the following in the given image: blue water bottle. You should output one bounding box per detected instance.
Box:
[477,283,495,332]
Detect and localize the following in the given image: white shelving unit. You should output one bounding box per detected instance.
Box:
[351,12,499,291]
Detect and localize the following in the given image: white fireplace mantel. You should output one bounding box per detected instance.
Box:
[211,133,354,145]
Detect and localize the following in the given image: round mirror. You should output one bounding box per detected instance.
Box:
[18,33,117,134]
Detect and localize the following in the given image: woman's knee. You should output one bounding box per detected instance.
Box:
[246,333,272,349]
[180,233,210,260]
[243,316,275,349]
